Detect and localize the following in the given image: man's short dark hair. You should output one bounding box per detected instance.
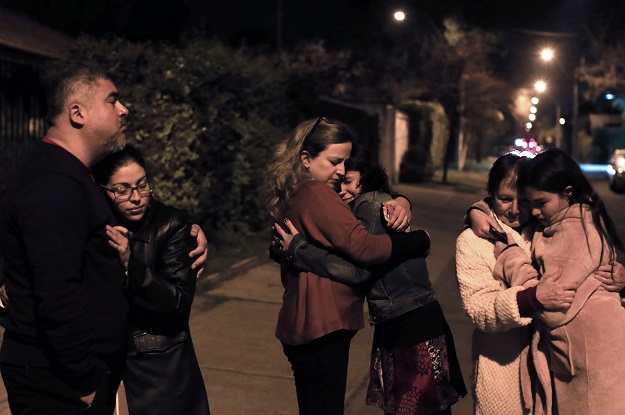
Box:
[42,66,110,127]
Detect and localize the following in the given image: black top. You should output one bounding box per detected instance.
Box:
[0,140,129,395]
[125,199,196,335]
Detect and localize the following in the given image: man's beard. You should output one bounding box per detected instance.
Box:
[106,133,127,153]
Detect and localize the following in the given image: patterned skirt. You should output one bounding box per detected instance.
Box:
[365,305,466,414]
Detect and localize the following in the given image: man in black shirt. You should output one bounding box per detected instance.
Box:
[0,67,132,414]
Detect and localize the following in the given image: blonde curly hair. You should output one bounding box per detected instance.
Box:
[265,117,356,220]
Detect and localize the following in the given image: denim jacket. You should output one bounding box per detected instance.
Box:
[286,191,436,324]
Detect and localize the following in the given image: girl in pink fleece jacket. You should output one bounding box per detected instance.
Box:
[495,148,625,415]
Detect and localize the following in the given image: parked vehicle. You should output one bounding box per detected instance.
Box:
[607,149,625,192]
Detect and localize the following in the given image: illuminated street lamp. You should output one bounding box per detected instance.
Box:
[536,46,582,157]
[530,106,537,114]
[393,10,406,22]
[529,114,536,121]
[531,97,539,105]
[540,48,554,62]
[535,80,547,93]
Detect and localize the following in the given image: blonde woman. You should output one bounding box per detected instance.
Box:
[266,117,430,415]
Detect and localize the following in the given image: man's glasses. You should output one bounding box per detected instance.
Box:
[101,178,152,201]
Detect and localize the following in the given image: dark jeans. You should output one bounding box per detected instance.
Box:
[282,329,357,415]
[1,360,123,415]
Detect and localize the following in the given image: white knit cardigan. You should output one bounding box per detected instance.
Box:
[455,222,534,415]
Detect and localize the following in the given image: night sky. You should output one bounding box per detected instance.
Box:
[1,0,621,47]
[2,0,622,104]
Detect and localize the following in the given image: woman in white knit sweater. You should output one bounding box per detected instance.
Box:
[456,153,625,414]
[455,153,577,415]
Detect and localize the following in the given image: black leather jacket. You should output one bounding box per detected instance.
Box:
[286,191,436,324]
[125,199,196,336]
[123,199,210,415]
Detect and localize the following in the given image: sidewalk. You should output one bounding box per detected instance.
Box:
[191,250,474,414]
[191,257,379,414]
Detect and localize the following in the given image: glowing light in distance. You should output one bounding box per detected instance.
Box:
[559,118,565,125]
[530,106,537,113]
[540,48,554,61]
[529,114,536,121]
[526,122,533,129]
[535,81,547,93]
[393,11,405,21]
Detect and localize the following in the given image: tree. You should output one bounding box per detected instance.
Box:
[416,17,514,173]
[579,38,625,104]
[54,36,290,240]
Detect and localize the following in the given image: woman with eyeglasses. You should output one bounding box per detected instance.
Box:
[266,117,431,415]
[92,145,210,415]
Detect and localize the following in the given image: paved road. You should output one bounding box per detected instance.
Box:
[0,175,622,414]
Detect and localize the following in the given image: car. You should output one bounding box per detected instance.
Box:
[607,149,625,192]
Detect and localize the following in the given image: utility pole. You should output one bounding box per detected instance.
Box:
[570,57,585,160]
[276,0,283,55]
[555,103,562,149]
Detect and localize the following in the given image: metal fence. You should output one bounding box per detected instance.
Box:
[0,59,46,196]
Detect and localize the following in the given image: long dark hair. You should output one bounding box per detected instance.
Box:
[519,148,623,260]
[92,144,151,185]
[345,144,391,195]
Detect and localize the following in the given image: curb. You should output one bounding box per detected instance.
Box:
[197,254,270,292]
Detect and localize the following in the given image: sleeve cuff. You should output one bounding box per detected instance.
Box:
[390,193,412,209]
[286,233,307,262]
[516,286,543,317]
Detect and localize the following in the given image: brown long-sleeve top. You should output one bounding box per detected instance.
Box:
[275,181,392,345]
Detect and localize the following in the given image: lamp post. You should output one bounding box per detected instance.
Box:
[276,0,283,55]
[570,59,584,160]
[537,47,579,156]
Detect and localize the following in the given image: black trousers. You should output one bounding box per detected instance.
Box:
[282,329,357,415]
[1,359,123,415]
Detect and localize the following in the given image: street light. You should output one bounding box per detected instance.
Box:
[540,48,554,62]
[535,80,547,93]
[393,10,406,22]
[536,46,581,157]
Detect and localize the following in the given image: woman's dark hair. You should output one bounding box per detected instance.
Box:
[487,152,528,198]
[345,144,391,194]
[519,148,623,259]
[92,144,150,185]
